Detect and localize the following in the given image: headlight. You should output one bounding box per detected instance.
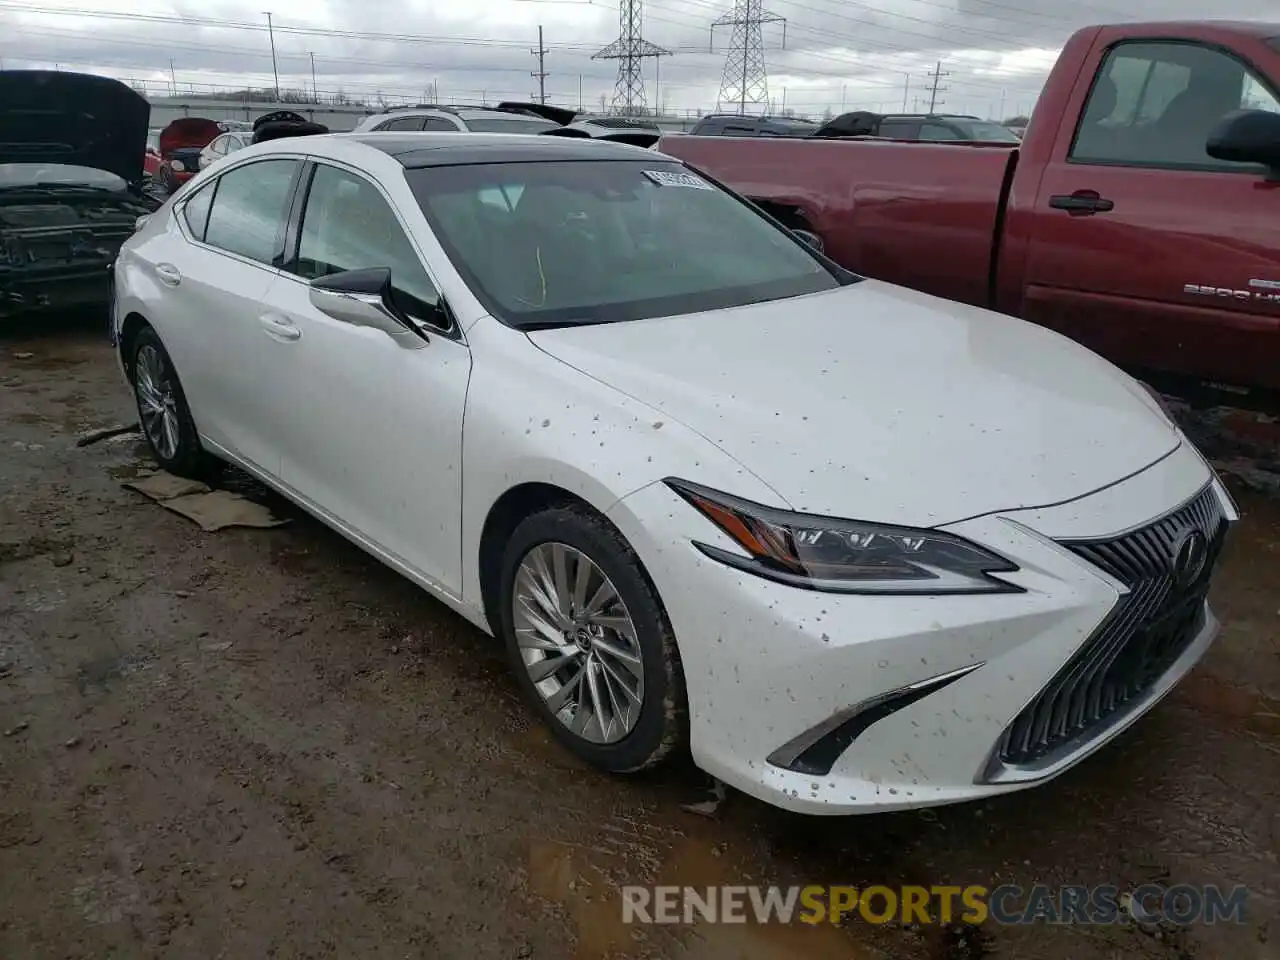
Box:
[666,479,1022,595]
[170,160,185,172]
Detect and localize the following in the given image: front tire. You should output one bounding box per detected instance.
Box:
[499,504,687,773]
[130,326,221,481]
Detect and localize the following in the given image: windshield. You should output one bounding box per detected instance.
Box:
[956,121,1022,142]
[0,163,127,190]
[464,116,562,134]
[408,159,847,327]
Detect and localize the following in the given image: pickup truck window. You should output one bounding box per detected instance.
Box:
[1071,40,1280,172]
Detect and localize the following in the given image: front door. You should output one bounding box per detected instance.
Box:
[1018,37,1280,398]
[263,161,472,593]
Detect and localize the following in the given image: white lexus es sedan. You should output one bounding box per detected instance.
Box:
[112,132,1237,815]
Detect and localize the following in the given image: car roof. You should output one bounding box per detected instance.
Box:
[363,106,555,123]
[248,131,665,168]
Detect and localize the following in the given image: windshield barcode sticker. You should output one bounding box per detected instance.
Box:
[643,170,713,190]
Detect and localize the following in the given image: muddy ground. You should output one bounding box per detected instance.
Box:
[1,319,1278,960]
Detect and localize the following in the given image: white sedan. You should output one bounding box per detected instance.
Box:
[197,131,250,171]
[112,131,1236,815]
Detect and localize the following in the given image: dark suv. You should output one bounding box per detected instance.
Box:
[872,114,1021,142]
[687,114,818,138]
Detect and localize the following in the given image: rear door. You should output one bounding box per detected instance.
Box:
[1019,37,1280,399]
[155,157,303,476]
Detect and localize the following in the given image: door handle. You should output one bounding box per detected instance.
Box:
[1048,191,1114,215]
[154,263,182,286]
[259,314,301,342]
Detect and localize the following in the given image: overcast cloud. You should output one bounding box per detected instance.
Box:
[0,0,1274,119]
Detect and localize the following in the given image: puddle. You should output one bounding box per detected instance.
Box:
[1177,673,1280,739]
[528,831,871,960]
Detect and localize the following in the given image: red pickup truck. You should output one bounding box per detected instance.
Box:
[659,21,1280,411]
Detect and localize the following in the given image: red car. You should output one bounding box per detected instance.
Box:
[150,117,222,191]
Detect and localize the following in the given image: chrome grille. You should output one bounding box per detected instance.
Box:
[999,483,1228,766]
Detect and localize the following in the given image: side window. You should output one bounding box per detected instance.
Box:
[294,164,442,321]
[1071,41,1280,170]
[203,159,299,264]
[181,184,214,240]
[918,122,962,141]
[724,125,756,136]
[379,116,426,131]
[878,120,920,139]
[420,116,458,131]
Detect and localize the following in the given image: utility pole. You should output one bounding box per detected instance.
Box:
[309,51,317,103]
[902,72,910,111]
[655,54,661,115]
[579,74,584,111]
[926,60,949,114]
[168,58,176,96]
[531,25,549,105]
[264,11,280,101]
[998,87,1006,120]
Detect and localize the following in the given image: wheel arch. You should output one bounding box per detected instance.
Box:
[118,311,152,375]
[477,481,604,634]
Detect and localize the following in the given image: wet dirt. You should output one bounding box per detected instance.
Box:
[1,321,1278,959]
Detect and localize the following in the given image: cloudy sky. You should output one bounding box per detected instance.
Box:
[0,0,1274,119]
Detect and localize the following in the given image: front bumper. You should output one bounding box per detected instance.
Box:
[607,441,1234,815]
[1,264,113,319]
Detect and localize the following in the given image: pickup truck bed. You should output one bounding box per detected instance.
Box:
[672,136,1017,311]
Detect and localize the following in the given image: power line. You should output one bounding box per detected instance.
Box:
[710,0,786,115]
[532,24,549,104]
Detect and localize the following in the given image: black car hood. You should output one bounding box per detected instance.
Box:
[0,70,150,183]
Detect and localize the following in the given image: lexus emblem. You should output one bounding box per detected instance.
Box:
[1171,530,1209,586]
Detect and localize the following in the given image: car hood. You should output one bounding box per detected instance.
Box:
[528,280,1182,527]
[158,118,223,157]
[0,70,149,183]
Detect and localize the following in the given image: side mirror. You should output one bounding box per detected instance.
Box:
[308,267,428,348]
[792,228,824,253]
[1206,109,1280,175]
[134,214,151,233]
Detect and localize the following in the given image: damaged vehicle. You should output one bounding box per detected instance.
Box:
[154,117,223,192]
[1,70,160,322]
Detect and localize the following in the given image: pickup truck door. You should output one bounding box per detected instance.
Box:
[1017,36,1280,402]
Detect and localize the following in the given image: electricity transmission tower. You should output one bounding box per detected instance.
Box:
[710,0,786,115]
[593,0,670,116]
[926,61,950,113]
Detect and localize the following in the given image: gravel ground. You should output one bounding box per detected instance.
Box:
[1,319,1278,960]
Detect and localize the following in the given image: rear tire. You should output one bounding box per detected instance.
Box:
[498,504,687,773]
[130,326,222,482]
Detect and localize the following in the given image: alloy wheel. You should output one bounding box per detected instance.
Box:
[134,344,181,461]
[512,542,645,744]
